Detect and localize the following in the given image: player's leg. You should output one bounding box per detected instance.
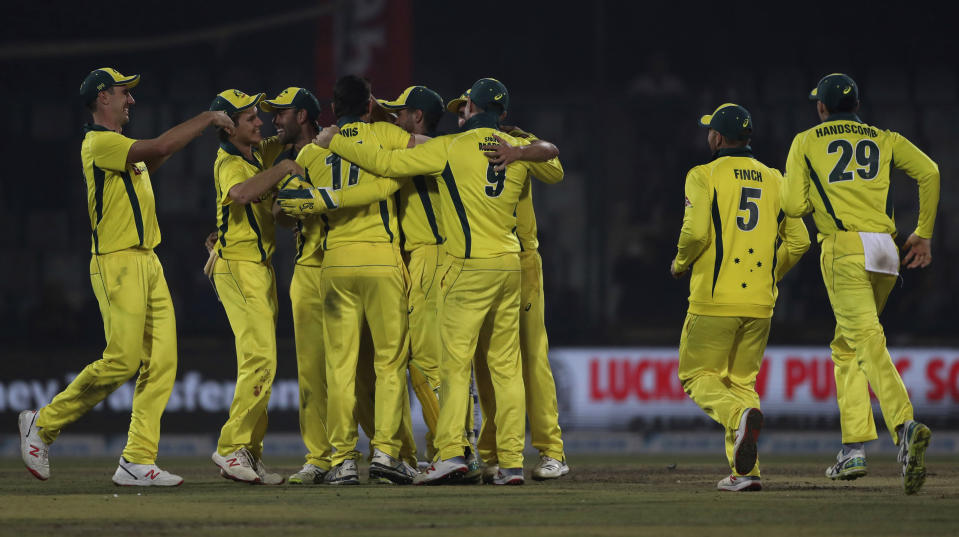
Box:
[821,233,913,442]
[322,265,364,470]
[483,263,526,483]
[121,252,178,465]
[722,317,770,479]
[473,327,496,466]
[519,250,566,477]
[36,252,150,441]
[289,265,331,483]
[355,325,376,450]
[408,245,442,460]
[827,327,874,480]
[248,265,279,461]
[213,259,278,481]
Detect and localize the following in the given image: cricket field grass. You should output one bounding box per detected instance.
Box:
[1,454,957,536]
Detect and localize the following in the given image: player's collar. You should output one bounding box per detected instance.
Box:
[220,140,262,169]
[712,146,754,159]
[821,113,863,124]
[337,115,364,128]
[461,112,500,131]
[83,123,113,132]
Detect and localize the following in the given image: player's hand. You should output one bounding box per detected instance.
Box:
[276,183,338,217]
[670,258,688,279]
[209,111,235,130]
[314,125,340,148]
[902,233,932,269]
[204,231,218,254]
[283,159,305,177]
[484,134,522,171]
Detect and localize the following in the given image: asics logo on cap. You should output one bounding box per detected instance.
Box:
[842,86,852,95]
[742,119,750,127]
[494,93,504,101]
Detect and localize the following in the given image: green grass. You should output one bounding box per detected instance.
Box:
[1,455,957,536]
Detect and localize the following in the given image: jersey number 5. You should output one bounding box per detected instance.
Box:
[827,139,880,183]
[485,164,506,197]
[737,187,761,231]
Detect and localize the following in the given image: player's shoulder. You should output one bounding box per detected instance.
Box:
[86,126,133,148]
[365,121,411,148]
[296,143,331,165]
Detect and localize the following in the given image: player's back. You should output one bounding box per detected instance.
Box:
[311,120,411,250]
[439,127,532,259]
[688,150,784,318]
[789,115,913,236]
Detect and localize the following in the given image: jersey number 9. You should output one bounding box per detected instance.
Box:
[485,164,506,197]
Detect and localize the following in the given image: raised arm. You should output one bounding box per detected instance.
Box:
[228,159,304,205]
[130,111,234,173]
[671,169,711,276]
[782,134,813,218]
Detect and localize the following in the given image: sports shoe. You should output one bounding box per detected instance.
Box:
[370,448,416,485]
[18,410,50,481]
[112,457,183,486]
[212,448,260,483]
[732,408,763,475]
[288,463,327,484]
[717,475,762,491]
[325,459,360,485]
[413,456,468,485]
[825,449,867,480]
[532,455,570,480]
[253,458,284,485]
[481,464,499,484]
[491,467,524,485]
[464,446,482,483]
[898,420,932,495]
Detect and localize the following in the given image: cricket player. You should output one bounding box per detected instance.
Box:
[783,73,939,495]
[672,103,810,492]
[18,68,233,486]
[313,78,564,485]
[208,89,303,485]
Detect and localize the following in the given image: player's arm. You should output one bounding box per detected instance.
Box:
[271,200,298,228]
[323,127,450,178]
[775,214,811,281]
[890,132,940,268]
[277,176,409,217]
[227,159,304,205]
[671,169,710,277]
[129,111,234,173]
[782,134,813,218]
[485,133,560,169]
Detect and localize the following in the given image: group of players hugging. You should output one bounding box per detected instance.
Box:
[19,68,937,495]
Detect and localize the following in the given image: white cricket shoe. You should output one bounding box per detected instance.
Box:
[481,464,499,484]
[370,449,416,485]
[825,449,867,480]
[212,448,260,483]
[325,459,360,485]
[413,456,468,485]
[532,456,570,480]
[253,458,284,485]
[898,420,932,495]
[288,464,327,485]
[717,475,762,491]
[732,408,763,475]
[18,410,50,481]
[112,457,183,486]
[491,467,525,485]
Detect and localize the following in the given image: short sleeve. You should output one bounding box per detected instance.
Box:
[216,157,250,206]
[90,131,136,171]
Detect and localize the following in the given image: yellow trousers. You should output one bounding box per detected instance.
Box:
[678,313,770,477]
[322,243,410,466]
[475,249,565,464]
[435,254,525,468]
[37,250,177,465]
[820,232,913,444]
[213,258,277,459]
[406,244,443,459]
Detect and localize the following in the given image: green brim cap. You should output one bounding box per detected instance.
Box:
[446,89,470,113]
[699,103,753,141]
[377,86,444,118]
[260,87,321,120]
[79,67,140,105]
[210,89,265,114]
[809,73,859,111]
[469,78,509,113]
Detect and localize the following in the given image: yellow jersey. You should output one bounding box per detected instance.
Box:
[514,180,538,251]
[675,147,810,318]
[783,113,940,239]
[297,118,411,251]
[329,113,564,259]
[213,137,285,262]
[81,124,161,254]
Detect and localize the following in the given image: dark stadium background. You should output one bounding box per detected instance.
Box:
[1,2,957,436]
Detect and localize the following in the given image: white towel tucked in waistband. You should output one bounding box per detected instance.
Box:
[859,232,899,276]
